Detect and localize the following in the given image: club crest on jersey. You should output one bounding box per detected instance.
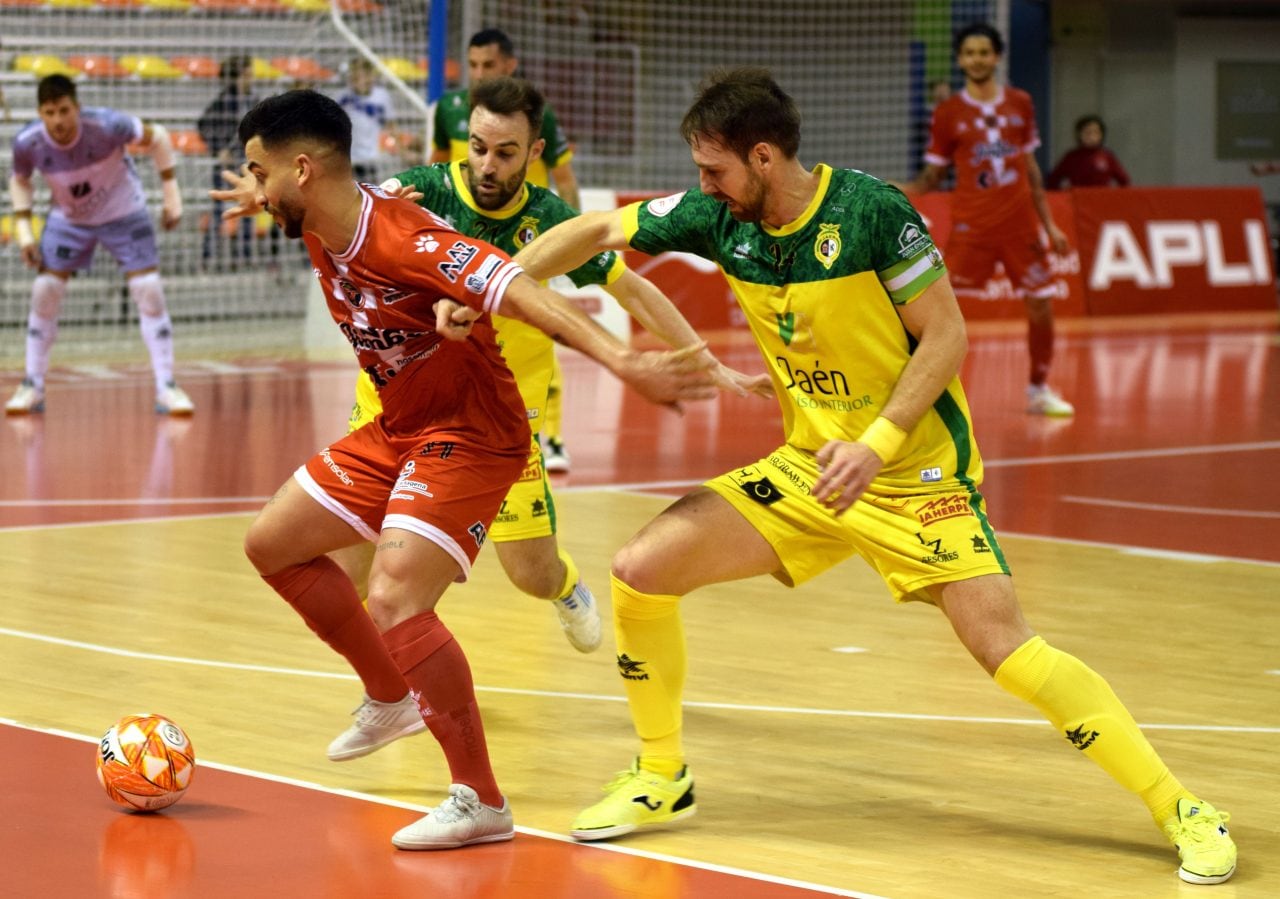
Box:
[514,216,540,248]
[814,223,841,269]
[338,279,364,307]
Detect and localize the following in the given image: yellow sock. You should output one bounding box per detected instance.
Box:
[555,548,580,600]
[995,636,1186,819]
[612,574,685,780]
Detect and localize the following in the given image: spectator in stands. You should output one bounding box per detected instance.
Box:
[1047,115,1131,189]
[5,74,193,416]
[198,55,256,268]
[432,27,582,471]
[335,57,396,183]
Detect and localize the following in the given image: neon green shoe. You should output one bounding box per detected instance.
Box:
[1162,798,1236,884]
[570,758,696,841]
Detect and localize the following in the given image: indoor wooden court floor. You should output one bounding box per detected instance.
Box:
[2,312,1278,898]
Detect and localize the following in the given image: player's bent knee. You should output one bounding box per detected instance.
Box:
[610,541,667,596]
[31,272,67,319]
[127,271,169,318]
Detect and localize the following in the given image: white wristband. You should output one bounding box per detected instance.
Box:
[146,123,177,174]
[162,179,183,221]
[15,216,34,248]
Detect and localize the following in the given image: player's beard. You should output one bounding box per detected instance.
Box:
[723,169,767,223]
[469,162,528,211]
[268,195,306,239]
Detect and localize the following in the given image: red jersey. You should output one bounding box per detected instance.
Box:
[304,184,529,452]
[925,87,1041,233]
[1046,146,1130,189]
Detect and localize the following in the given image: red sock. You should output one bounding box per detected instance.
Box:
[1027,314,1055,385]
[262,558,406,703]
[383,611,501,806]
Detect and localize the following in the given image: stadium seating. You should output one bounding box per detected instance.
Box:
[171,56,221,79]
[68,55,132,79]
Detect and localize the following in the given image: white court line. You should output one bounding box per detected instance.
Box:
[0,717,885,899]
[1062,495,1280,519]
[3,627,1276,735]
[0,497,265,508]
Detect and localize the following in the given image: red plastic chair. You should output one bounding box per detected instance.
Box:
[68,55,132,79]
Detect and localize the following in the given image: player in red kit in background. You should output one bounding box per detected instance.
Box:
[898,22,1074,417]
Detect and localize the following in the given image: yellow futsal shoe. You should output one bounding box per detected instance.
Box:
[570,758,696,841]
[1162,797,1236,884]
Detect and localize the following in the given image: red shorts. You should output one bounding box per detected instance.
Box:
[295,419,527,581]
[946,217,1053,298]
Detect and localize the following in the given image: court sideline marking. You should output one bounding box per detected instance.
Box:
[2,626,1276,734]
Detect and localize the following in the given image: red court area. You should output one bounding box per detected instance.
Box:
[4,725,847,899]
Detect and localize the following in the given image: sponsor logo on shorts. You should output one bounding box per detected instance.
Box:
[320,448,353,486]
[765,454,811,495]
[739,476,783,506]
[971,535,991,554]
[519,459,543,482]
[390,460,433,502]
[917,494,972,526]
[920,467,943,483]
[531,498,548,518]
[494,499,518,524]
[916,532,960,564]
[468,521,488,548]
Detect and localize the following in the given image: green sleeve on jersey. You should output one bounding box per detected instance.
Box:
[392,163,451,208]
[540,104,573,170]
[623,191,714,260]
[432,98,449,151]
[869,184,947,304]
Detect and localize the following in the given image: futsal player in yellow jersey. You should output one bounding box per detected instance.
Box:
[432,28,580,469]
[512,67,1237,885]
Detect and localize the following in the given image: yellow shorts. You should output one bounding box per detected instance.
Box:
[704,444,1010,602]
[350,370,556,542]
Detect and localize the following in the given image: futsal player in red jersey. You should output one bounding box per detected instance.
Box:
[225,89,715,851]
[899,22,1074,417]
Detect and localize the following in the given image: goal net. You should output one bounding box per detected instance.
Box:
[0,0,1002,367]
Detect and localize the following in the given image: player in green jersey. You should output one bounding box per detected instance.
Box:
[510,67,1237,886]
[432,28,578,209]
[432,27,581,470]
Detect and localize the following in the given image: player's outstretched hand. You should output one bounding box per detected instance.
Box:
[210,165,262,221]
[621,342,717,412]
[812,439,883,516]
[378,177,425,203]
[432,299,479,341]
[709,358,773,398]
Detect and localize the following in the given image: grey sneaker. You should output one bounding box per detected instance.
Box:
[556,579,602,653]
[5,378,44,415]
[391,784,514,850]
[327,692,426,761]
